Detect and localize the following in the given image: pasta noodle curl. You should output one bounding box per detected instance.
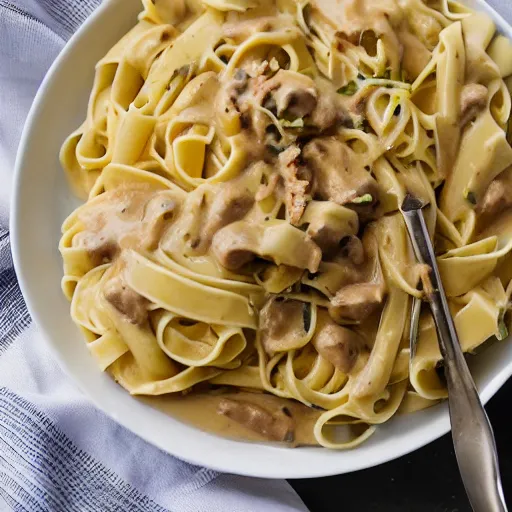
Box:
[60,0,512,448]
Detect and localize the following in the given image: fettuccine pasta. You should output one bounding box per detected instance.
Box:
[60,0,512,448]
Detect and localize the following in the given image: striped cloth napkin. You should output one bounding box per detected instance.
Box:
[0,1,308,510]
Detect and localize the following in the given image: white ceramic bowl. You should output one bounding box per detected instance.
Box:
[10,0,512,479]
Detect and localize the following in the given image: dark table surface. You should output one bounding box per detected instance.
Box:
[290,378,512,512]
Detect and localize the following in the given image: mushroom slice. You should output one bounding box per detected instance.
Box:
[217,398,295,442]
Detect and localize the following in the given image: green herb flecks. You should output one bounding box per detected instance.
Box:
[279,118,304,128]
[337,81,358,96]
[498,309,509,341]
[350,193,373,204]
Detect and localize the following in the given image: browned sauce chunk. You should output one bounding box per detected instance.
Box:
[103,276,148,325]
[194,177,255,254]
[211,222,260,269]
[264,70,319,118]
[260,297,307,354]
[217,398,295,442]
[312,311,364,373]
[460,83,488,129]
[478,166,512,221]
[211,221,322,272]
[329,281,386,323]
[303,137,380,217]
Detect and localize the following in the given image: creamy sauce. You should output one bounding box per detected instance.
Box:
[139,391,321,446]
[60,0,512,449]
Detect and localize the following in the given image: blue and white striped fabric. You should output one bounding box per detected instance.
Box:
[0,2,309,510]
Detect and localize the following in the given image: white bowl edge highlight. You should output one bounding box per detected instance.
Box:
[10,0,512,478]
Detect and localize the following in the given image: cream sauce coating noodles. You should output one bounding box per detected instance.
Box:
[60,0,512,448]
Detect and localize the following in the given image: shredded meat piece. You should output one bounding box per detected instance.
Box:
[312,311,364,373]
[303,137,380,218]
[478,166,512,221]
[260,297,307,355]
[103,276,148,325]
[329,282,386,322]
[218,398,295,442]
[460,84,488,129]
[221,64,353,166]
[245,59,271,78]
[278,145,311,225]
[229,72,276,142]
[234,69,351,145]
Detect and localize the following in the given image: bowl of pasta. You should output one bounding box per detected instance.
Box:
[11,0,512,477]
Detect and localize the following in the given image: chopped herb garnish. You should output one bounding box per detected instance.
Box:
[337,81,358,96]
[498,320,509,341]
[355,119,371,133]
[498,309,509,340]
[354,118,364,130]
[350,193,373,204]
[279,118,304,128]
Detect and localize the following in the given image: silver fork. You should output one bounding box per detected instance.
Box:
[401,194,507,512]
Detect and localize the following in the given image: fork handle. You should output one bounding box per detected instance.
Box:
[430,294,507,512]
[402,206,507,512]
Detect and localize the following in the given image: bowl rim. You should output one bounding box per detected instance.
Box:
[10,0,512,479]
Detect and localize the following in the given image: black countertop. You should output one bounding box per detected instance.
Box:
[290,378,511,512]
